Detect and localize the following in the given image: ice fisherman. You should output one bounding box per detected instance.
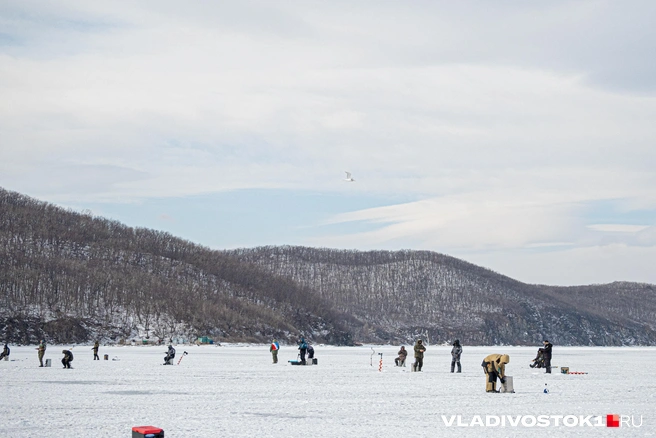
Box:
[270,339,279,364]
[451,339,462,373]
[164,345,176,365]
[92,341,100,360]
[307,344,315,360]
[413,339,426,371]
[37,340,46,367]
[530,348,545,368]
[482,353,510,393]
[61,349,74,369]
[0,344,10,360]
[298,337,308,365]
[395,346,407,367]
[542,340,553,373]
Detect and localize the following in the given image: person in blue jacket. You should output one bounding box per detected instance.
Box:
[298,337,308,364]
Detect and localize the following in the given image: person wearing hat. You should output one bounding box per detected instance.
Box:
[61,349,74,369]
[542,340,553,373]
[413,339,426,371]
[482,353,510,392]
[451,339,462,373]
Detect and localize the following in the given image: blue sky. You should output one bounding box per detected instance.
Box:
[1,1,656,285]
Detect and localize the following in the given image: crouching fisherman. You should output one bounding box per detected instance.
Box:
[482,354,509,392]
[0,344,10,361]
[164,345,176,365]
[62,350,74,369]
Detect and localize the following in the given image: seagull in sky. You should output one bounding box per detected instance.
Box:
[344,171,355,182]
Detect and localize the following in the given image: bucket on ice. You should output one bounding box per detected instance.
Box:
[104,354,109,360]
[45,359,51,367]
[499,376,515,393]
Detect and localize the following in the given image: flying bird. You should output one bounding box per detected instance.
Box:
[344,171,355,182]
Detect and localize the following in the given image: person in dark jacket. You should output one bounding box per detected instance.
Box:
[413,339,426,371]
[92,341,100,360]
[307,344,315,360]
[0,344,10,360]
[164,345,176,365]
[298,338,308,365]
[395,346,408,367]
[530,348,545,368]
[542,340,553,373]
[451,339,462,373]
[62,350,74,369]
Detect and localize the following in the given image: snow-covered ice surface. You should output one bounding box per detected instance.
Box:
[1,345,655,437]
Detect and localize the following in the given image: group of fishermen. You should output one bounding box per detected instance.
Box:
[9,337,554,391]
[7,339,102,368]
[30,340,78,368]
[31,339,174,366]
[394,339,461,372]
[392,338,553,392]
[269,337,315,365]
[482,339,553,392]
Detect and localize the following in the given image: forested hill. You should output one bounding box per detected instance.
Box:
[225,247,656,346]
[2,186,656,346]
[0,188,355,345]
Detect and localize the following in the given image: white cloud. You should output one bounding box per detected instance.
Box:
[1,1,655,284]
[587,224,650,233]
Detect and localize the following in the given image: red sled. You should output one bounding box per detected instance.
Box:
[132,425,164,437]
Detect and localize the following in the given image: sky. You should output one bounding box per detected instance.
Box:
[1,1,656,286]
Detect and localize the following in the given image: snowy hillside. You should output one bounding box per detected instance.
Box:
[2,186,656,346]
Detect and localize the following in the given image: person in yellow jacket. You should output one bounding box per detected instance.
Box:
[482,353,510,393]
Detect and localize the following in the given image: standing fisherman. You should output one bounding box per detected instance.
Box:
[92,341,100,360]
[270,339,279,364]
[451,340,462,373]
[298,337,308,365]
[413,339,426,371]
[37,340,46,367]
